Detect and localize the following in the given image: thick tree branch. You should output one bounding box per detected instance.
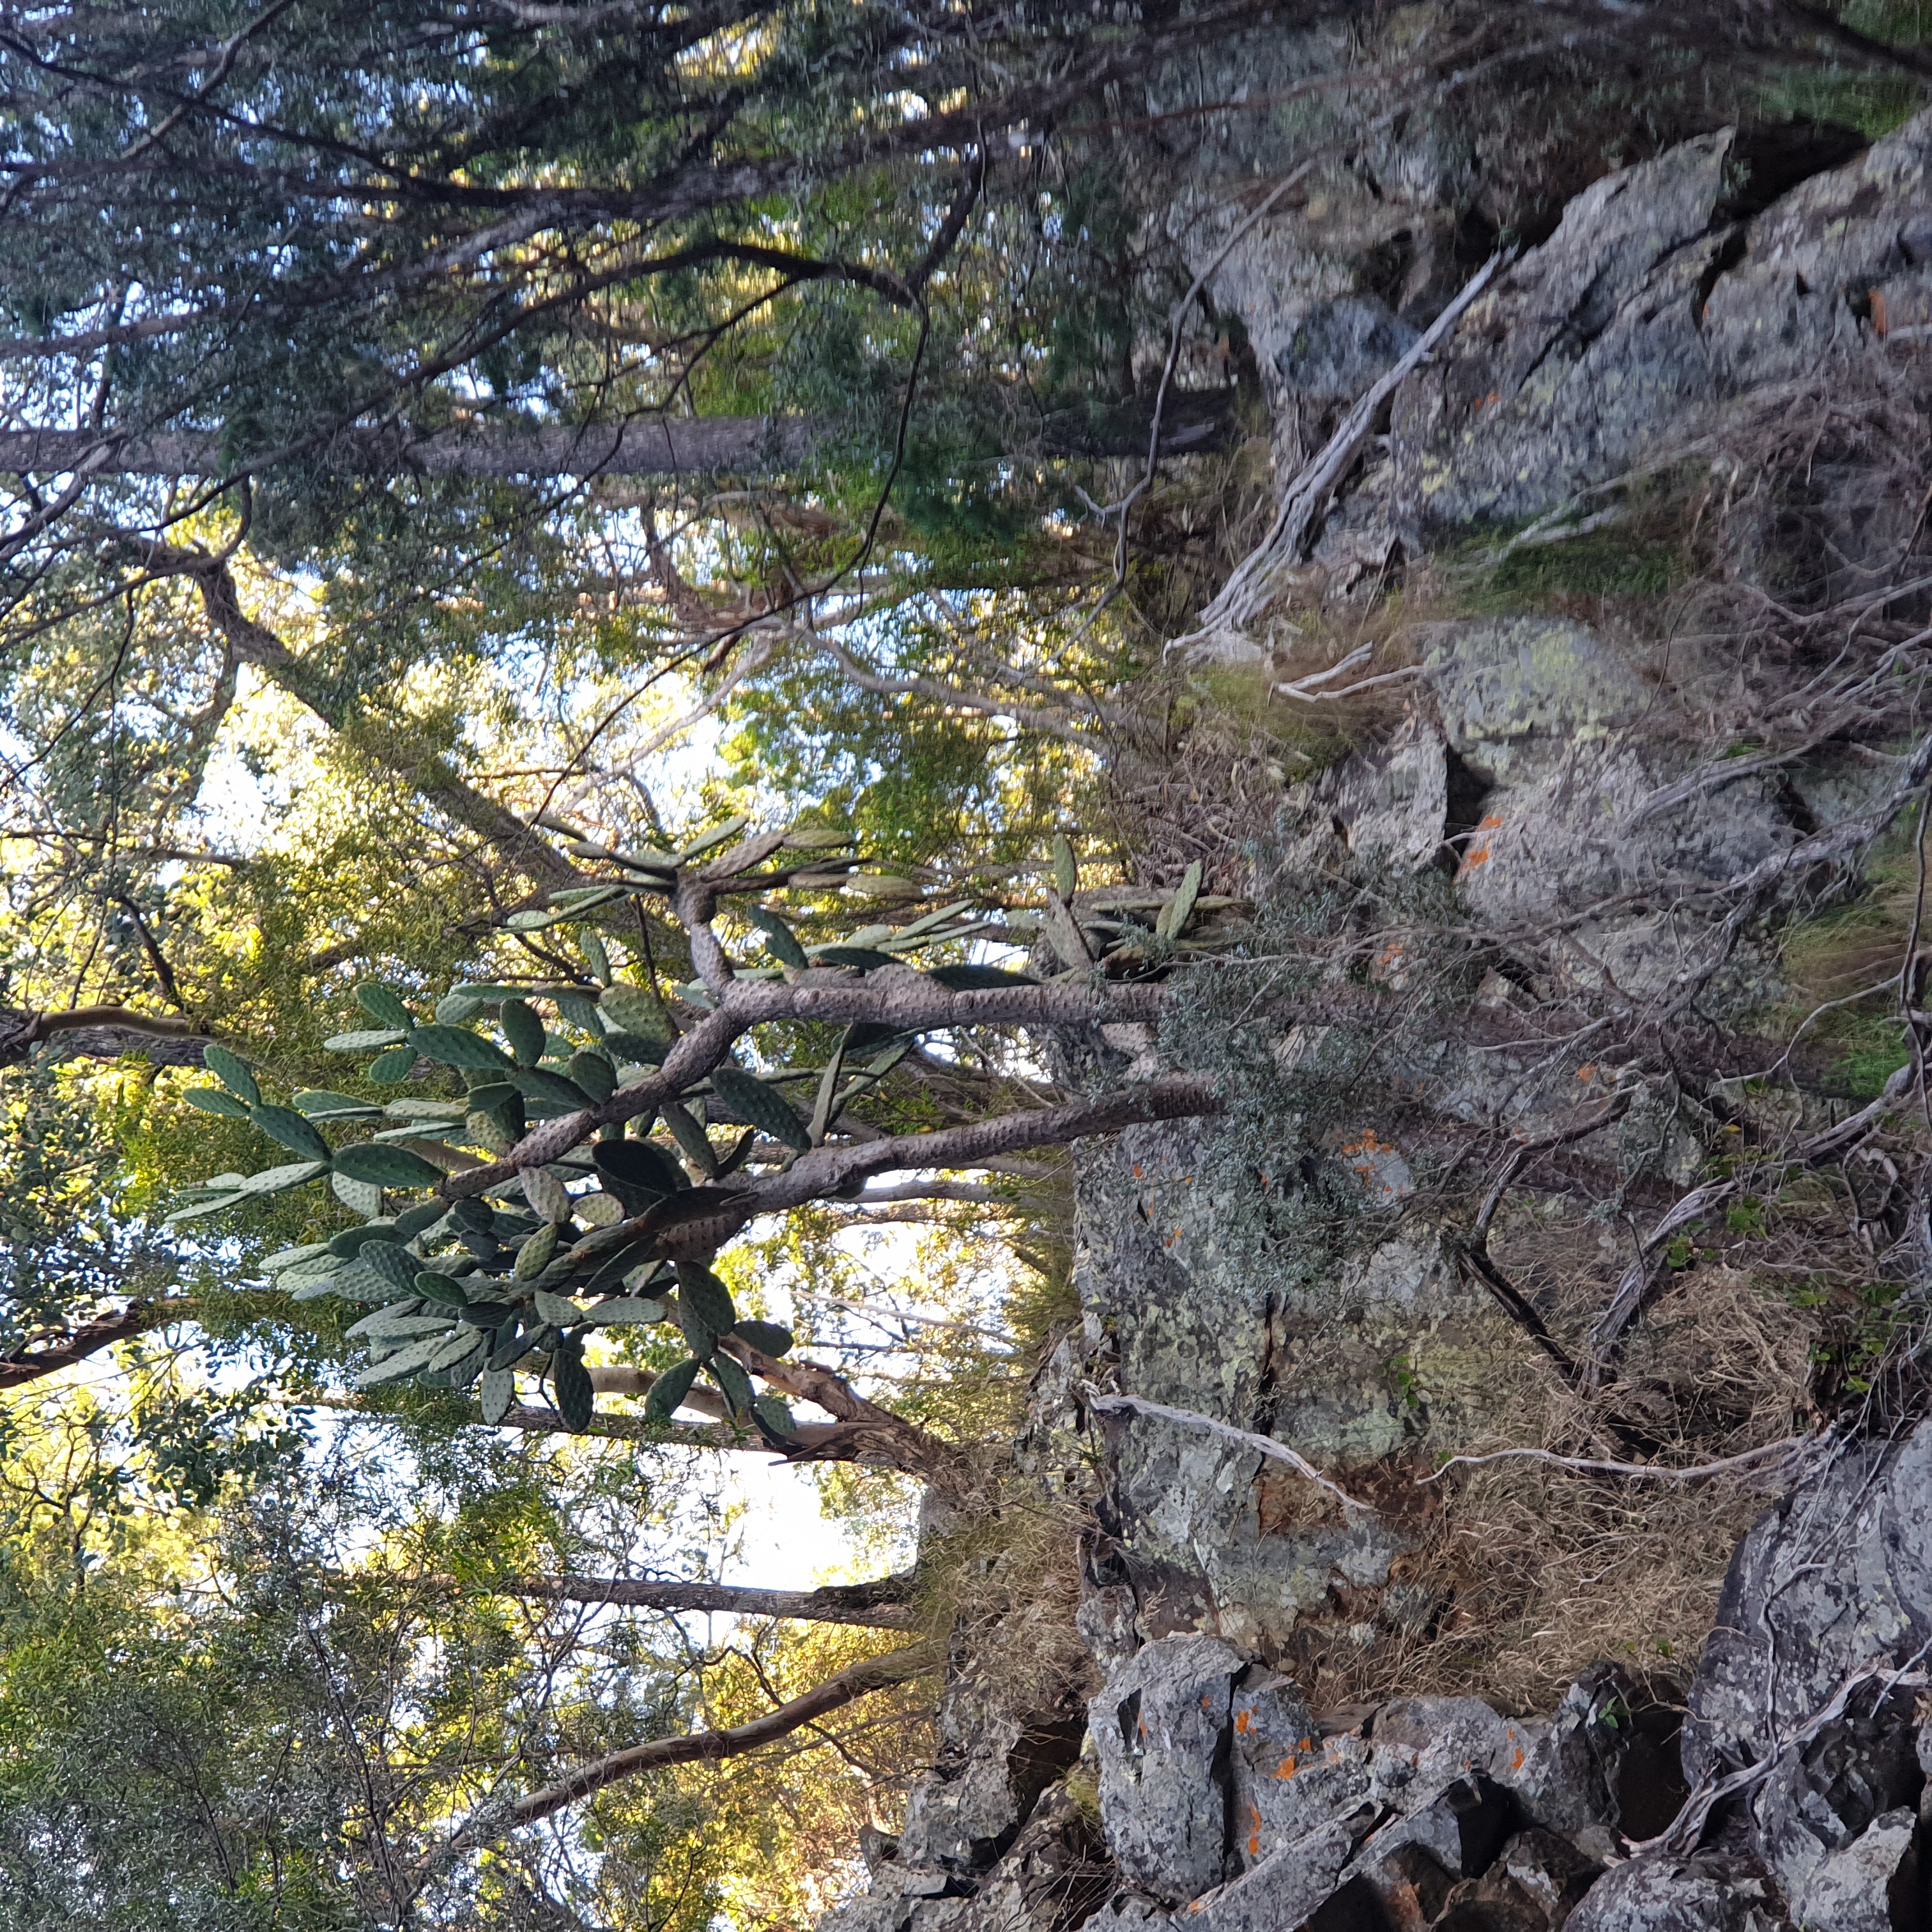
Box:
[0,1301,183,1388]
[447,973,1186,1194]
[138,547,579,886]
[0,1004,210,1068]
[505,1572,917,1629]
[0,394,1238,482]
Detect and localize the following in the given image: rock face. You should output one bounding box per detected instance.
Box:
[838,1426,1932,1929]
[822,65,1932,1932]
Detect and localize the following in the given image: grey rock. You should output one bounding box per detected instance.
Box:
[1682,1429,1932,1787]
[1511,1666,1689,1855]
[1496,1828,1602,1923]
[1786,1806,1920,1932]
[1563,1852,1790,1931]
[1088,1634,1244,1903]
[1421,620,1793,937]
[935,1784,1114,1932]
[898,1668,1084,1871]
[1174,1820,1358,1932]
[1312,107,1932,585]
[1272,295,1420,402]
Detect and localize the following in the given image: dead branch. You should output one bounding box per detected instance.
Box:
[1084,1389,1371,1513]
[1416,1436,1812,1488]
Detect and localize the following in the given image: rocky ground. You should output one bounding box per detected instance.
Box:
[822,68,1932,1932]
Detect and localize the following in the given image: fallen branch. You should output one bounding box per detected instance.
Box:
[1634,1638,1932,1859]
[1173,249,1507,657]
[1084,1390,1372,1513]
[1416,1436,1810,1488]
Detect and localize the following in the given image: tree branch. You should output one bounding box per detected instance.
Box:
[440,1640,940,1848]
[0,1004,210,1069]
[137,547,579,885]
[503,1572,917,1629]
[446,974,1186,1194]
[0,1301,183,1388]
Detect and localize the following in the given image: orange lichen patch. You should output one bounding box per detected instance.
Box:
[1274,1755,1298,1780]
[1575,1063,1597,1082]
[1873,286,1890,338]
[1246,1804,1263,1859]
[1459,810,1505,875]
[1138,1716,1149,1738]
[1512,1748,1526,1770]
[1341,1129,1393,1154]
[1234,1709,1253,1733]
[1300,1737,1313,1751]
